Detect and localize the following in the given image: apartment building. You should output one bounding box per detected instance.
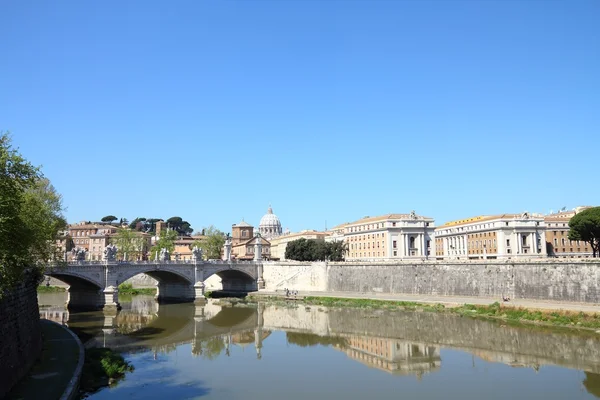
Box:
[545,206,593,258]
[434,212,546,260]
[344,212,435,260]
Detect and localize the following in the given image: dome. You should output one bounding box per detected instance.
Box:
[259,205,282,240]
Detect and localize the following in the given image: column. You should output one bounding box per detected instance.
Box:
[420,234,425,257]
[257,263,265,289]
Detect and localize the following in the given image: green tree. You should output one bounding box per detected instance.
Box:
[167,216,193,236]
[285,238,347,261]
[0,132,66,293]
[149,229,177,260]
[568,207,600,257]
[111,228,148,261]
[199,225,225,260]
[101,215,118,223]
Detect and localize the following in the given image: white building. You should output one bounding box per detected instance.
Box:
[343,212,435,261]
[434,212,547,260]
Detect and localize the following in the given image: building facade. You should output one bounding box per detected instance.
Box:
[230,220,271,260]
[434,212,547,260]
[343,212,435,261]
[544,206,593,258]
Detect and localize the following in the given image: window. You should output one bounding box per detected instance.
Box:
[393,250,397,256]
[393,240,397,249]
[392,222,396,227]
[506,239,510,246]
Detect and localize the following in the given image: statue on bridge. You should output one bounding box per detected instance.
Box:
[159,248,171,261]
[104,243,118,261]
[71,247,87,261]
[192,246,203,262]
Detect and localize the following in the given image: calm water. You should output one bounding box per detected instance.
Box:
[38,293,600,400]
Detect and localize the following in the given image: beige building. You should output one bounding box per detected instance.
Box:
[343,212,435,260]
[269,230,330,260]
[336,336,440,376]
[544,206,593,258]
[230,220,272,260]
[434,212,547,260]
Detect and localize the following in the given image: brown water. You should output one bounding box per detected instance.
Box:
[38,293,600,400]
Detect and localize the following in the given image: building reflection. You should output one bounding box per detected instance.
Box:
[336,336,441,378]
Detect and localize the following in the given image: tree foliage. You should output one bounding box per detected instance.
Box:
[568,207,600,257]
[149,229,178,260]
[285,238,347,261]
[0,132,66,292]
[101,215,118,223]
[111,227,148,260]
[198,225,225,260]
[167,216,193,236]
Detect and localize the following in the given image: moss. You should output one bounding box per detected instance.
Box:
[118,282,156,296]
[80,348,134,395]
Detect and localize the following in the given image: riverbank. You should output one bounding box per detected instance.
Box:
[250,291,600,331]
[6,319,84,400]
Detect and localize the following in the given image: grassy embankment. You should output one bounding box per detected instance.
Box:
[80,348,134,394]
[250,295,600,331]
[117,282,156,296]
[37,285,66,293]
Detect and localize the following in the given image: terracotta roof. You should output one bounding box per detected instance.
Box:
[233,220,253,228]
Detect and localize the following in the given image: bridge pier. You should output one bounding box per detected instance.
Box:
[66,286,104,311]
[103,286,121,312]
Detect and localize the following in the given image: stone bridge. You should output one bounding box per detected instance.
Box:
[44,260,265,311]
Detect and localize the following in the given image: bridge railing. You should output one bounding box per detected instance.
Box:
[46,259,262,267]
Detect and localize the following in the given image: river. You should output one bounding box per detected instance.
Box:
[38,293,600,399]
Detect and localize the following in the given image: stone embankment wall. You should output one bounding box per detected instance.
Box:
[0,277,42,398]
[262,260,600,303]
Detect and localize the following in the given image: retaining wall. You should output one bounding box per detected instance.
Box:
[0,276,42,398]
[263,260,600,303]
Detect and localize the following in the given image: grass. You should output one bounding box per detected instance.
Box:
[80,348,134,395]
[36,285,66,293]
[117,283,156,296]
[250,295,600,331]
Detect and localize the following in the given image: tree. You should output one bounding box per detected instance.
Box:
[285,238,347,261]
[167,216,193,236]
[0,132,66,293]
[568,207,600,257]
[149,229,177,260]
[111,227,148,261]
[198,225,225,260]
[101,215,118,223]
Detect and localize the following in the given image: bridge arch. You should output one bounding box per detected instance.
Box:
[45,273,103,311]
[115,266,196,303]
[204,267,258,292]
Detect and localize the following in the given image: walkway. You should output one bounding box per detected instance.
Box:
[7,319,83,400]
[255,290,600,313]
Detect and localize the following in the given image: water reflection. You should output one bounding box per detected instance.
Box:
[38,294,600,399]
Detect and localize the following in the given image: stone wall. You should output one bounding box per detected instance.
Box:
[0,276,42,398]
[265,260,600,303]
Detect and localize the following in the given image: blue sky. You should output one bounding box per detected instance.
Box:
[2,1,598,234]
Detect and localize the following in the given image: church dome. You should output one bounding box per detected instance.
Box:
[259,206,282,240]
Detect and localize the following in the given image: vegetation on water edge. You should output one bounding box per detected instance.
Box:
[80,347,134,395]
[250,295,600,331]
[37,285,66,293]
[118,282,156,296]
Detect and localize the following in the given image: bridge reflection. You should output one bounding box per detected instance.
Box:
[39,296,600,393]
